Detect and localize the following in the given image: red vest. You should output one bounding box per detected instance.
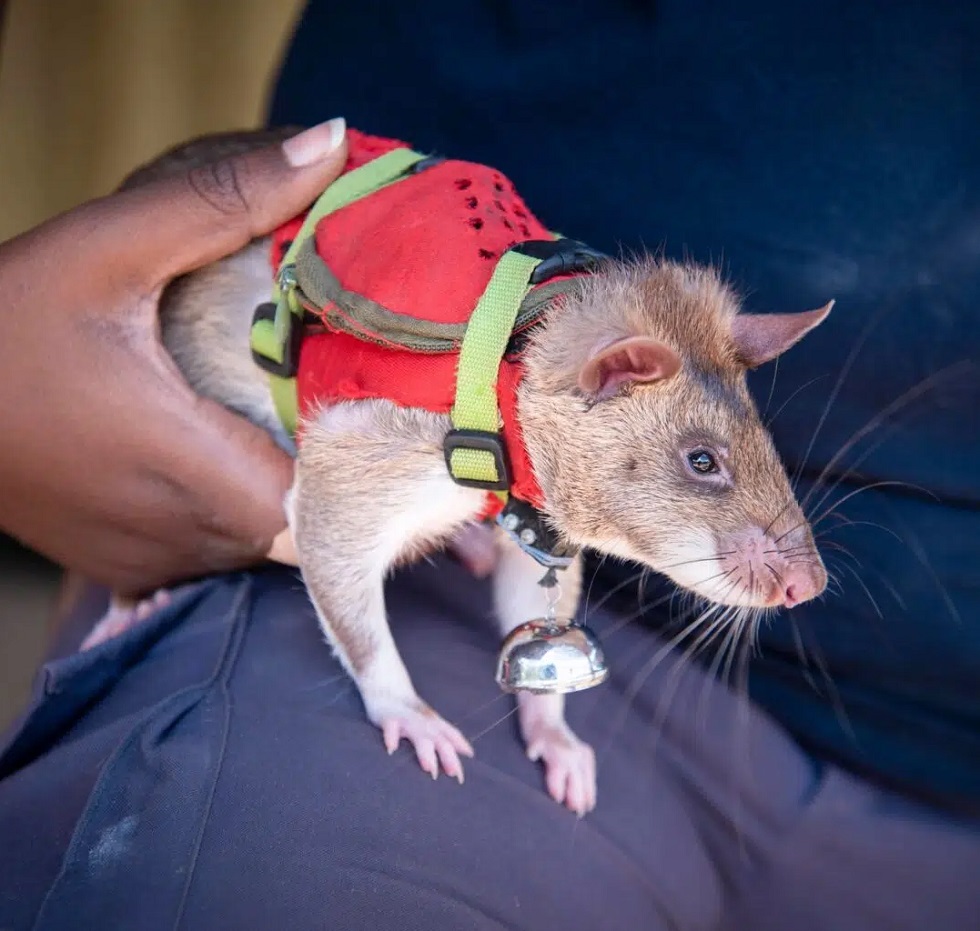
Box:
[268,129,576,518]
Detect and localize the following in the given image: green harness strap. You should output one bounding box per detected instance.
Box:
[250,147,431,434]
[447,251,542,496]
[275,147,428,298]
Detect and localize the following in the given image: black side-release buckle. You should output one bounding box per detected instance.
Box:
[251,302,304,379]
[502,238,609,359]
[510,238,609,285]
[443,429,511,491]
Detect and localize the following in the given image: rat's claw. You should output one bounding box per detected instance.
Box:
[382,720,402,755]
[375,701,474,783]
[525,724,597,816]
[564,762,594,818]
[415,739,439,779]
[435,739,465,784]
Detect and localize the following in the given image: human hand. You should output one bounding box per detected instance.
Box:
[0,119,347,594]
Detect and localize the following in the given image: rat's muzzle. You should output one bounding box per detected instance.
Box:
[716,524,828,608]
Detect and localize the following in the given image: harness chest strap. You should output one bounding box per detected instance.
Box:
[443,248,543,497]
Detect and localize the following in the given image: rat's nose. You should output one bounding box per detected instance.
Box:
[780,562,827,608]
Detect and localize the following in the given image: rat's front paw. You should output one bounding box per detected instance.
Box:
[525,722,597,817]
[370,697,475,784]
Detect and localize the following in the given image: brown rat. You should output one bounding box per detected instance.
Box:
[83,126,831,816]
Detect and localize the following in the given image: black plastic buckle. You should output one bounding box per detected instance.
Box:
[510,238,609,285]
[251,302,304,379]
[443,429,511,491]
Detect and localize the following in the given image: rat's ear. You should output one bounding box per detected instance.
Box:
[731,300,834,368]
[578,336,682,400]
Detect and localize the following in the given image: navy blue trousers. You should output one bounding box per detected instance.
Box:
[2,561,978,930]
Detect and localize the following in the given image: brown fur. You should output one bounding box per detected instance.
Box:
[518,258,824,602]
[293,401,473,676]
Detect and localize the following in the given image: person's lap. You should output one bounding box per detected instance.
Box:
[1,559,977,930]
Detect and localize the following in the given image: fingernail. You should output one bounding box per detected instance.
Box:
[283,117,347,167]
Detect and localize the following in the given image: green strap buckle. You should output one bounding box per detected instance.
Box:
[250,267,302,379]
[444,250,544,495]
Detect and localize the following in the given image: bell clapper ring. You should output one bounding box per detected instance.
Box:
[540,567,562,625]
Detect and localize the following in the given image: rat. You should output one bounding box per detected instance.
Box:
[81,125,832,816]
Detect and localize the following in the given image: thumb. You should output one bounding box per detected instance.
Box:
[108,118,350,289]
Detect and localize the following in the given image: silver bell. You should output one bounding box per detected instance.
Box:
[495,618,609,694]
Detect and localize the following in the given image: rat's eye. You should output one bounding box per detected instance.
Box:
[688,450,719,474]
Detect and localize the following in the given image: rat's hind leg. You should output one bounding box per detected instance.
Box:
[80,590,172,651]
[291,401,488,782]
[492,537,595,815]
[446,519,499,578]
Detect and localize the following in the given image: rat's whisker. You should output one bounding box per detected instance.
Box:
[820,542,907,610]
[597,567,737,642]
[815,517,903,543]
[876,501,962,627]
[582,553,610,622]
[800,360,974,514]
[637,566,651,612]
[666,551,736,567]
[791,295,895,493]
[762,546,812,559]
[814,493,956,621]
[815,539,862,565]
[697,603,746,730]
[582,565,644,621]
[809,480,936,532]
[765,374,829,432]
[641,578,743,756]
[805,628,856,743]
[761,354,781,421]
[298,673,353,693]
[781,610,855,742]
[770,519,811,546]
[762,499,796,537]
[596,597,724,759]
[455,689,513,724]
[466,705,520,745]
[837,561,883,619]
[686,601,738,661]
[725,606,759,858]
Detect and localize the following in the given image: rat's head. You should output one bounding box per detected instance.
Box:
[519,259,832,610]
